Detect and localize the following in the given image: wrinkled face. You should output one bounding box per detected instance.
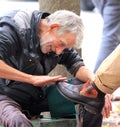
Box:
[40,30,75,55]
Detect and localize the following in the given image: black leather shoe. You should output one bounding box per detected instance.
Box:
[56,81,105,114]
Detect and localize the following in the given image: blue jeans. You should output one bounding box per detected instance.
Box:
[92,0,120,72]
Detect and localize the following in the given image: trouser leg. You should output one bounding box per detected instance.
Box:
[83,110,102,127]
[95,44,120,94]
[0,94,33,127]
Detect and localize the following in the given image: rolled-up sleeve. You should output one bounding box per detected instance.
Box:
[59,48,85,76]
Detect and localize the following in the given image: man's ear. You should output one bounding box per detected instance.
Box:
[49,23,60,30]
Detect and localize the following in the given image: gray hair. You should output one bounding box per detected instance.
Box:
[46,10,84,49]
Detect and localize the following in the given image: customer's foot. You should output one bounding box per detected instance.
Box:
[56,80,105,114]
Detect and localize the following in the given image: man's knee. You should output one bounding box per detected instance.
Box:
[8,114,33,127]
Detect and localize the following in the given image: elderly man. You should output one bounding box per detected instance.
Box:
[0,9,96,127]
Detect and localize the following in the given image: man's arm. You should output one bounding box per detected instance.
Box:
[75,66,94,82]
[0,60,67,86]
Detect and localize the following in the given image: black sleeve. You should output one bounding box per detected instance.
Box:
[58,48,85,76]
[0,25,19,61]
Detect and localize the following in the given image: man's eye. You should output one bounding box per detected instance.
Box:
[59,40,66,47]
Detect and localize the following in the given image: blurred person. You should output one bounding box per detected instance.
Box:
[92,0,120,72]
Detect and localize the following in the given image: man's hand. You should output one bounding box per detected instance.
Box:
[101,94,112,118]
[31,75,67,86]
